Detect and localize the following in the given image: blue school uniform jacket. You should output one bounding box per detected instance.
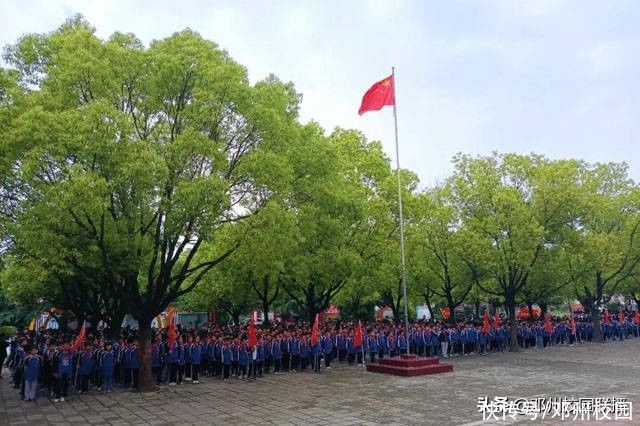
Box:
[24,354,41,381]
[57,351,73,375]
[101,351,115,375]
[222,346,232,365]
[272,341,282,360]
[190,343,202,365]
[79,351,94,375]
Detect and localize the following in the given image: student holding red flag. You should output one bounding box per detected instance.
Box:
[310,314,321,372]
[354,321,364,366]
[568,315,577,346]
[544,315,553,348]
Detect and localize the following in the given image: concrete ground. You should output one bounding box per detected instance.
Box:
[1,339,639,425]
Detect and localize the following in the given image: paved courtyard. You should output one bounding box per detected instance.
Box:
[2,339,640,425]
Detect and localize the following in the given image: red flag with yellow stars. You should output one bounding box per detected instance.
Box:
[358,75,395,115]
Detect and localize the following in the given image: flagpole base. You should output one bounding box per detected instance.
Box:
[365,355,453,377]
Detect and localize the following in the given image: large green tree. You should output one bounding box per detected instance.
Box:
[1,17,298,391]
[447,154,582,351]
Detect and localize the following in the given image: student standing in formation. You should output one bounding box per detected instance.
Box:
[191,335,202,383]
[78,343,94,393]
[221,339,232,381]
[100,342,115,393]
[23,345,41,402]
[53,341,73,402]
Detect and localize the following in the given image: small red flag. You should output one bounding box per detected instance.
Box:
[248,319,257,348]
[358,75,395,115]
[311,314,320,345]
[482,311,491,334]
[167,308,177,350]
[71,321,86,352]
[493,311,500,329]
[544,316,553,334]
[604,308,610,325]
[569,316,577,335]
[354,321,364,347]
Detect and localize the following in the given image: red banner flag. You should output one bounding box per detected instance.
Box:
[493,311,500,329]
[354,321,364,347]
[618,310,625,323]
[248,318,257,348]
[70,321,86,352]
[604,308,611,325]
[439,307,451,320]
[544,316,553,334]
[311,313,320,345]
[358,75,395,115]
[634,311,640,325]
[482,311,491,334]
[569,316,577,335]
[167,308,177,350]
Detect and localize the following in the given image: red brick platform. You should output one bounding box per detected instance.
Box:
[366,354,453,377]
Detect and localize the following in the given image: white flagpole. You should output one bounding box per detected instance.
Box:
[392,67,410,355]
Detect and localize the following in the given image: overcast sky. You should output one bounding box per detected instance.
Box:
[2,0,639,186]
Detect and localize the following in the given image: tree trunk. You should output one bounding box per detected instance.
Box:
[137,318,155,393]
[506,296,520,352]
[107,312,125,340]
[232,312,240,326]
[262,299,271,327]
[592,309,603,342]
[540,302,548,316]
[448,302,457,325]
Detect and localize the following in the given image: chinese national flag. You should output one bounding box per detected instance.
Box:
[248,319,257,348]
[618,310,625,323]
[71,321,86,352]
[358,75,395,115]
[634,311,640,325]
[354,321,364,347]
[311,313,320,345]
[482,311,491,334]
[493,311,500,329]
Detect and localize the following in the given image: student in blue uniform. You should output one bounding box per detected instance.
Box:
[322,332,334,369]
[272,335,282,374]
[337,332,347,362]
[376,331,387,360]
[100,342,115,393]
[23,345,41,402]
[387,333,397,357]
[54,341,73,402]
[78,343,94,393]
[190,335,202,383]
[289,334,300,372]
[238,342,249,379]
[221,339,232,381]
[151,335,163,386]
[127,338,140,390]
[42,340,57,398]
[366,333,378,363]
